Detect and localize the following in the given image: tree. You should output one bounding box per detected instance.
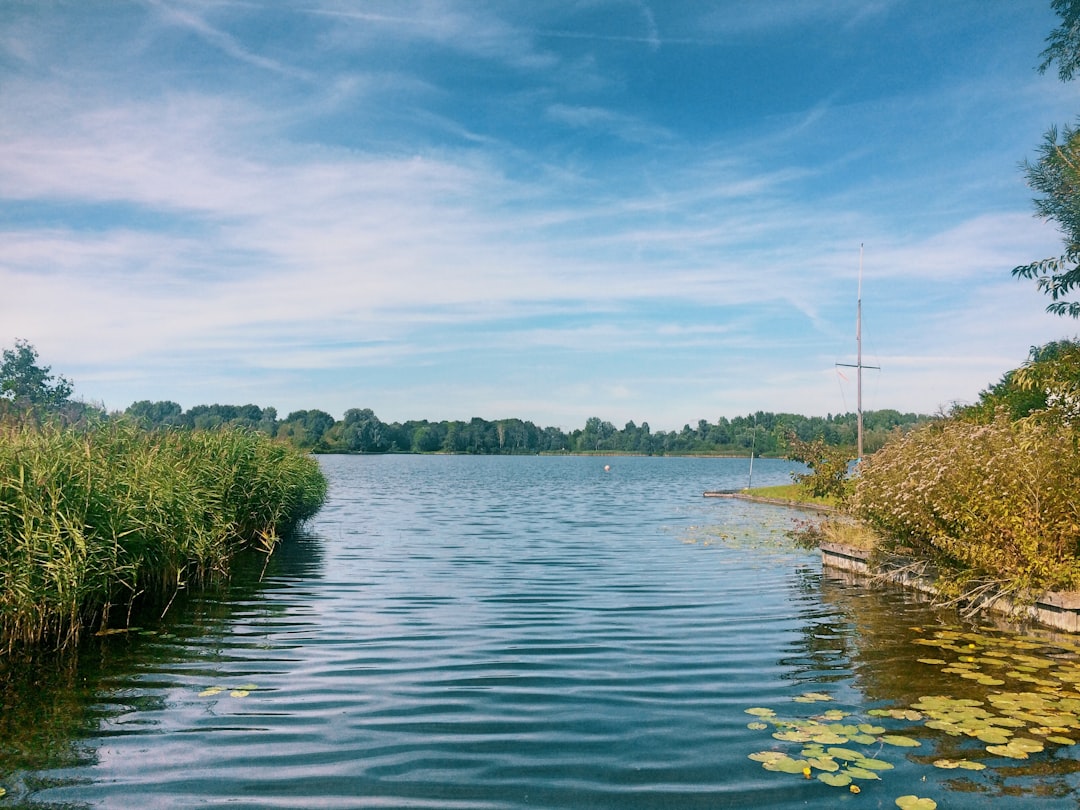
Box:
[785,434,854,502]
[1012,124,1080,315]
[0,339,73,409]
[1038,0,1080,82]
[1014,1,1080,315]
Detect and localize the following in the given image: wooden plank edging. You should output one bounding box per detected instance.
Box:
[821,542,1080,634]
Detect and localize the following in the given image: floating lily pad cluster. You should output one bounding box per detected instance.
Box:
[745,692,921,791]
[908,626,1080,758]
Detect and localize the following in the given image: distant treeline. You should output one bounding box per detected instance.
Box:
[123,401,931,456]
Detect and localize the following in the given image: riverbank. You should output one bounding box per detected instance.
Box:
[0,422,327,649]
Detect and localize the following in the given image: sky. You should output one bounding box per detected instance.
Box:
[2,1,1079,431]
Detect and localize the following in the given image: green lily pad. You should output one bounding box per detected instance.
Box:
[895,797,937,810]
[762,756,811,774]
[818,772,852,787]
[746,707,776,718]
[793,691,834,703]
[811,732,849,745]
[880,735,921,748]
[747,722,768,730]
[844,766,881,780]
[748,751,787,763]
[826,747,864,761]
[858,758,895,771]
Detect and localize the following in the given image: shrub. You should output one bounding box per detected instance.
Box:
[850,412,1080,599]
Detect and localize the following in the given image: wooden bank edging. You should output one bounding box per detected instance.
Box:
[821,542,1080,634]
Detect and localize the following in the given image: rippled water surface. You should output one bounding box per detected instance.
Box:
[5,455,1080,808]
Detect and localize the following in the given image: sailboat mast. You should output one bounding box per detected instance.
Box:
[837,245,877,462]
[856,244,864,461]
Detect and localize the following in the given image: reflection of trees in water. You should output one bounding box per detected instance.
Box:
[0,530,325,800]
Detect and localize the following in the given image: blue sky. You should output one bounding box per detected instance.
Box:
[2,1,1078,430]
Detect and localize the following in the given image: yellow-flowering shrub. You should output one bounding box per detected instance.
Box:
[851,412,1080,597]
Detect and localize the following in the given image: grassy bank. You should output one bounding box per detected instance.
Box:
[740,483,840,509]
[0,421,327,649]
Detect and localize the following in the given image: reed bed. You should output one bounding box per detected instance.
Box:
[0,421,327,649]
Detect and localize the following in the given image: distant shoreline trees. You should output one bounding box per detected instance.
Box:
[120,400,931,457]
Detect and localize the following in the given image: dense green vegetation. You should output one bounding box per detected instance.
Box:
[829,337,1080,604]
[0,421,327,649]
[0,341,327,649]
[124,401,929,456]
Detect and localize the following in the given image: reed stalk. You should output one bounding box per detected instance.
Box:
[0,421,326,649]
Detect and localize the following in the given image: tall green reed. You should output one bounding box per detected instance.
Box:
[0,421,326,649]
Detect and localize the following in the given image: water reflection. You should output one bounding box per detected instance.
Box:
[0,529,325,806]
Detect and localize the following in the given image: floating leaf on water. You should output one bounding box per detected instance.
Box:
[819,709,849,721]
[977,677,1005,686]
[880,735,921,748]
[762,756,812,774]
[818,772,852,787]
[749,751,787,763]
[857,723,886,735]
[848,733,878,745]
[825,747,863,761]
[986,743,1028,759]
[895,796,937,810]
[229,689,251,698]
[956,760,987,771]
[806,757,840,772]
[773,730,812,742]
[932,759,960,769]
[1047,735,1076,745]
[917,658,948,665]
[793,692,834,703]
[199,687,224,697]
[844,766,881,780]
[746,707,776,718]
[858,758,895,771]
[974,729,1013,745]
[747,722,768,731]
[811,732,849,745]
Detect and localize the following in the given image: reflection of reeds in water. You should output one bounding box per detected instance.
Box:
[0,421,327,649]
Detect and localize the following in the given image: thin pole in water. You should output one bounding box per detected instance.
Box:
[747,412,757,488]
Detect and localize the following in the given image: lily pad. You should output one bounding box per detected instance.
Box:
[818,772,852,787]
[762,756,811,774]
[844,766,881,780]
[880,735,921,748]
[895,797,937,810]
[746,707,776,718]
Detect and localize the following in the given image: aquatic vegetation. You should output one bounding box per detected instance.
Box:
[747,621,1080,803]
[0,421,327,648]
[745,692,921,793]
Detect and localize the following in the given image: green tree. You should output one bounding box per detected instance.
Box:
[1039,0,1080,81]
[0,339,73,409]
[1014,1,1080,315]
[785,433,854,502]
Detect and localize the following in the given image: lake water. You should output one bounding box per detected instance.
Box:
[4,454,1080,808]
